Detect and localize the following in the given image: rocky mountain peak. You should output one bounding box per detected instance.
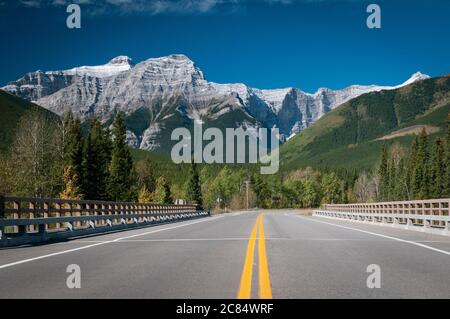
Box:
[1,54,433,152]
[400,72,431,87]
[107,56,134,66]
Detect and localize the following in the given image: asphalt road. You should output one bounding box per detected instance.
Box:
[1,211,450,299]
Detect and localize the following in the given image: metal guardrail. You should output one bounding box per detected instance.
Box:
[0,195,209,247]
[314,198,450,236]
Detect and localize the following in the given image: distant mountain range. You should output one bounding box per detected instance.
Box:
[281,73,450,171]
[2,54,431,153]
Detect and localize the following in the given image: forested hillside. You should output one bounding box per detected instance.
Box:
[281,74,450,171]
[0,90,59,153]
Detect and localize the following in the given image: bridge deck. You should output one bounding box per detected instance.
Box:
[0,211,450,298]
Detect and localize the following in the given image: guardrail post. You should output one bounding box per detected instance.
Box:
[39,201,49,235]
[94,204,99,227]
[14,200,27,235]
[406,218,413,228]
[54,203,61,230]
[75,203,82,229]
[29,201,36,233]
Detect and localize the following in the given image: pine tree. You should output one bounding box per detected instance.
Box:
[429,138,445,198]
[82,118,111,200]
[444,112,450,196]
[378,145,389,201]
[108,113,134,201]
[251,174,271,208]
[412,129,429,199]
[320,172,342,204]
[186,161,203,207]
[395,158,408,200]
[153,176,172,204]
[406,136,420,200]
[302,178,321,208]
[387,157,396,201]
[63,112,84,194]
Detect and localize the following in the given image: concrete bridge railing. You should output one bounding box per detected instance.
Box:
[314,198,450,236]
[0,194,209,247]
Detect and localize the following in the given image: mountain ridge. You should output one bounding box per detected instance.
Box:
[280,73,450,171]
[2,54,431,153]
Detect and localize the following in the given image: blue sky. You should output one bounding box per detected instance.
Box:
[1,0,449,92]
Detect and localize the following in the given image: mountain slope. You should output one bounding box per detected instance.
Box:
[0,90,59,153]
[2,54,430,153]
[280,74,450,171]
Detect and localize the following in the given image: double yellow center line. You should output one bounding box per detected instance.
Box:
[237,214,272,299]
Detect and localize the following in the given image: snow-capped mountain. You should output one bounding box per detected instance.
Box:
[3,56,135,101]
[2,54,430,152]
[60,55,134,78]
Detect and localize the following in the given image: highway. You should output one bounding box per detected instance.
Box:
[0,211,450,299]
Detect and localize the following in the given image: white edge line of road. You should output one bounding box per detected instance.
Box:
[297,215,450,256]
[0,215,226,270]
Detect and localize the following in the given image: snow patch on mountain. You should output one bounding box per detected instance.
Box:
[125,130,139,148]
[254,88,293,113]
[396,72,431,88]
[140,123,162,151]
[210,82,250,104]
[52,56,134,78]
[1,54,432,151]
[45,55,134,78]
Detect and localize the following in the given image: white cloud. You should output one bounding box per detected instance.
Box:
[97,0,236,15]
[20,0,42,7]
[16,0,356,15]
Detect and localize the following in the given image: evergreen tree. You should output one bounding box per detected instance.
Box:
[378,145,389,200]
[412,129,429,199]
[429,138,445,198]
[186,161,203,207]
[153,176,172,204]
[387,157,396,201]
[444,112,450,196]
[406,136,420,200]
[82,118,111,200]
[282,180,304,208]
[251,174,271,208]
[302,178,321,208]
[320,172,342,204]
[62,112,84,194]
[108,113,134,201]
[395,158,408,200]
